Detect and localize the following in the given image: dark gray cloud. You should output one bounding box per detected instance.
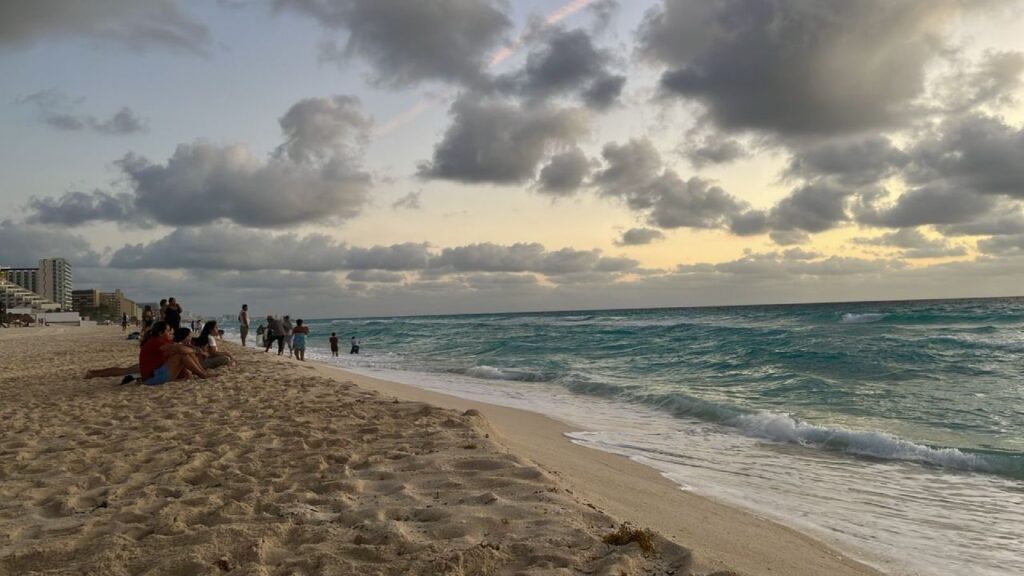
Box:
[615,228,665,246]
[429,242,637,276]
[684,134,747,168]
[346,270,406,283]
[0,0,211,55]
[24,190,138,227]
[768,184,852,234]
[938,210,1024,237]
[905,113,1024,198]
[25,95,373,229]
[940,51,1024,112]
[594,138,749,231]
[18,90,147,135]
[586,0,620,33]
[275,95,372,164]
[391,192,422,210]
[495,27,625,109]
[637,0,960,136]
[418,96,589,184]
[856,186,996,228]
[536,148,591,196]
[784,136,909,187]
[275,0,511,88]
[109,227,429,271]
[118,142,371,228]
[853,228,968,259]
[0,220,101,267]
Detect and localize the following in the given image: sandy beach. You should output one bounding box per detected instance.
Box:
[1,326,881,576]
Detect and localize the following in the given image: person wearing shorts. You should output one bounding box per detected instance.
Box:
[138,322,207,385]
[238,304,250,347]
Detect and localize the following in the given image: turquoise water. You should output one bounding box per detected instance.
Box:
[225,298,1024,575]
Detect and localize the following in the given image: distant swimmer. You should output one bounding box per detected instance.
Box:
[350,336,360,355]
[239,304,250,347]
[330,332,339,357]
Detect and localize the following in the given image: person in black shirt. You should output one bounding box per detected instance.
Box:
[164,297,183,330]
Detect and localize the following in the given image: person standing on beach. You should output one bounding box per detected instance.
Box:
[350,336,360,354]
[265,315,286,355]
[329,332,339,357]
[158,299,167,321]
[239,304,250,347]
[292,319,310,361]
[142,305,154,333]
[282,315,294,357]
[164,297,182,330]
[121,313,128,332]
[256,323,266,347]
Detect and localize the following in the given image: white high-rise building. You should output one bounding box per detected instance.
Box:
[39,258,73,311]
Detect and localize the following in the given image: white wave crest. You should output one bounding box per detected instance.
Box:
[841,313,885,324]
[464,365,534,381]
[732,412,993,472]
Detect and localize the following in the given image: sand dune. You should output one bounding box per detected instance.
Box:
[1,327,700,575]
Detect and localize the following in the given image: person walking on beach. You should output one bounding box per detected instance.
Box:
[350,336,360,354]
[265,315,286,355]
[283,315,294,357]
[292,319,310,361]
[239,304,250,347]
[329,332,339,357]
[121,313,128,332]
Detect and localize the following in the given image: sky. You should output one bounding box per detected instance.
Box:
[2,0,1024,318]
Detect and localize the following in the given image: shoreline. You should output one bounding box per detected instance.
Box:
[303,358,885,576]
[2,326,883,575]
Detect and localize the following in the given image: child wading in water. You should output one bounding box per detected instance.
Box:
[292,319,310,361]
[330,332,339,357]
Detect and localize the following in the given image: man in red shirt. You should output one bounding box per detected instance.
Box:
[139,322,208,385]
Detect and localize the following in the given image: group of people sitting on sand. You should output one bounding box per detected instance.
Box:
[86,297,237,386]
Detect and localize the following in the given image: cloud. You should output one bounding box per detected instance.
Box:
[24,190,137,227]
[637,0,961,136]
[683,134,747,168]
[117,142,371,228]
[391,191,422,210]
[429,242,638,276]
[0,0,211,55]
[275,0,511,88]
[939,51,1024,112]
[18,89,147,135]
[856,186,996,228]
[275,95,372,164]
[905,113,1024,198]
[25,95,373,229]
[0,220,101,267]
[418,96,589,184]
[768,184,852,234]
[495,27,625,109]
[536,148,591,196]
[347,270,405,283]
[594,138,749,230]
[784,136,909,187]
[853,228,968,259]
[109,227,430,271]
[615,228,665,246]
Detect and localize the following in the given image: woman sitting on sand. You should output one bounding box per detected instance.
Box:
[194,320,236,367]
[139,321,208,385]
[292,319,310,361]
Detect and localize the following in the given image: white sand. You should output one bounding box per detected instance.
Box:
[0,326,882,575]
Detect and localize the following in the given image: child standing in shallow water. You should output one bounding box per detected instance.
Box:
[292,319,310,361]
[329,332,339,357]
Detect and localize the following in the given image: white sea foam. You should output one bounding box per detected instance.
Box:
[731,412,994,472]
[841,313,886,324]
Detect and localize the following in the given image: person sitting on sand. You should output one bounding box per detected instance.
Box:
[173,327,231,371]
[194,320,236,367]
[292,319,310,361]
[330,332,339,357]
[139,321,208,385]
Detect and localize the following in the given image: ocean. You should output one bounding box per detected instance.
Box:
[222,298,1024,576]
